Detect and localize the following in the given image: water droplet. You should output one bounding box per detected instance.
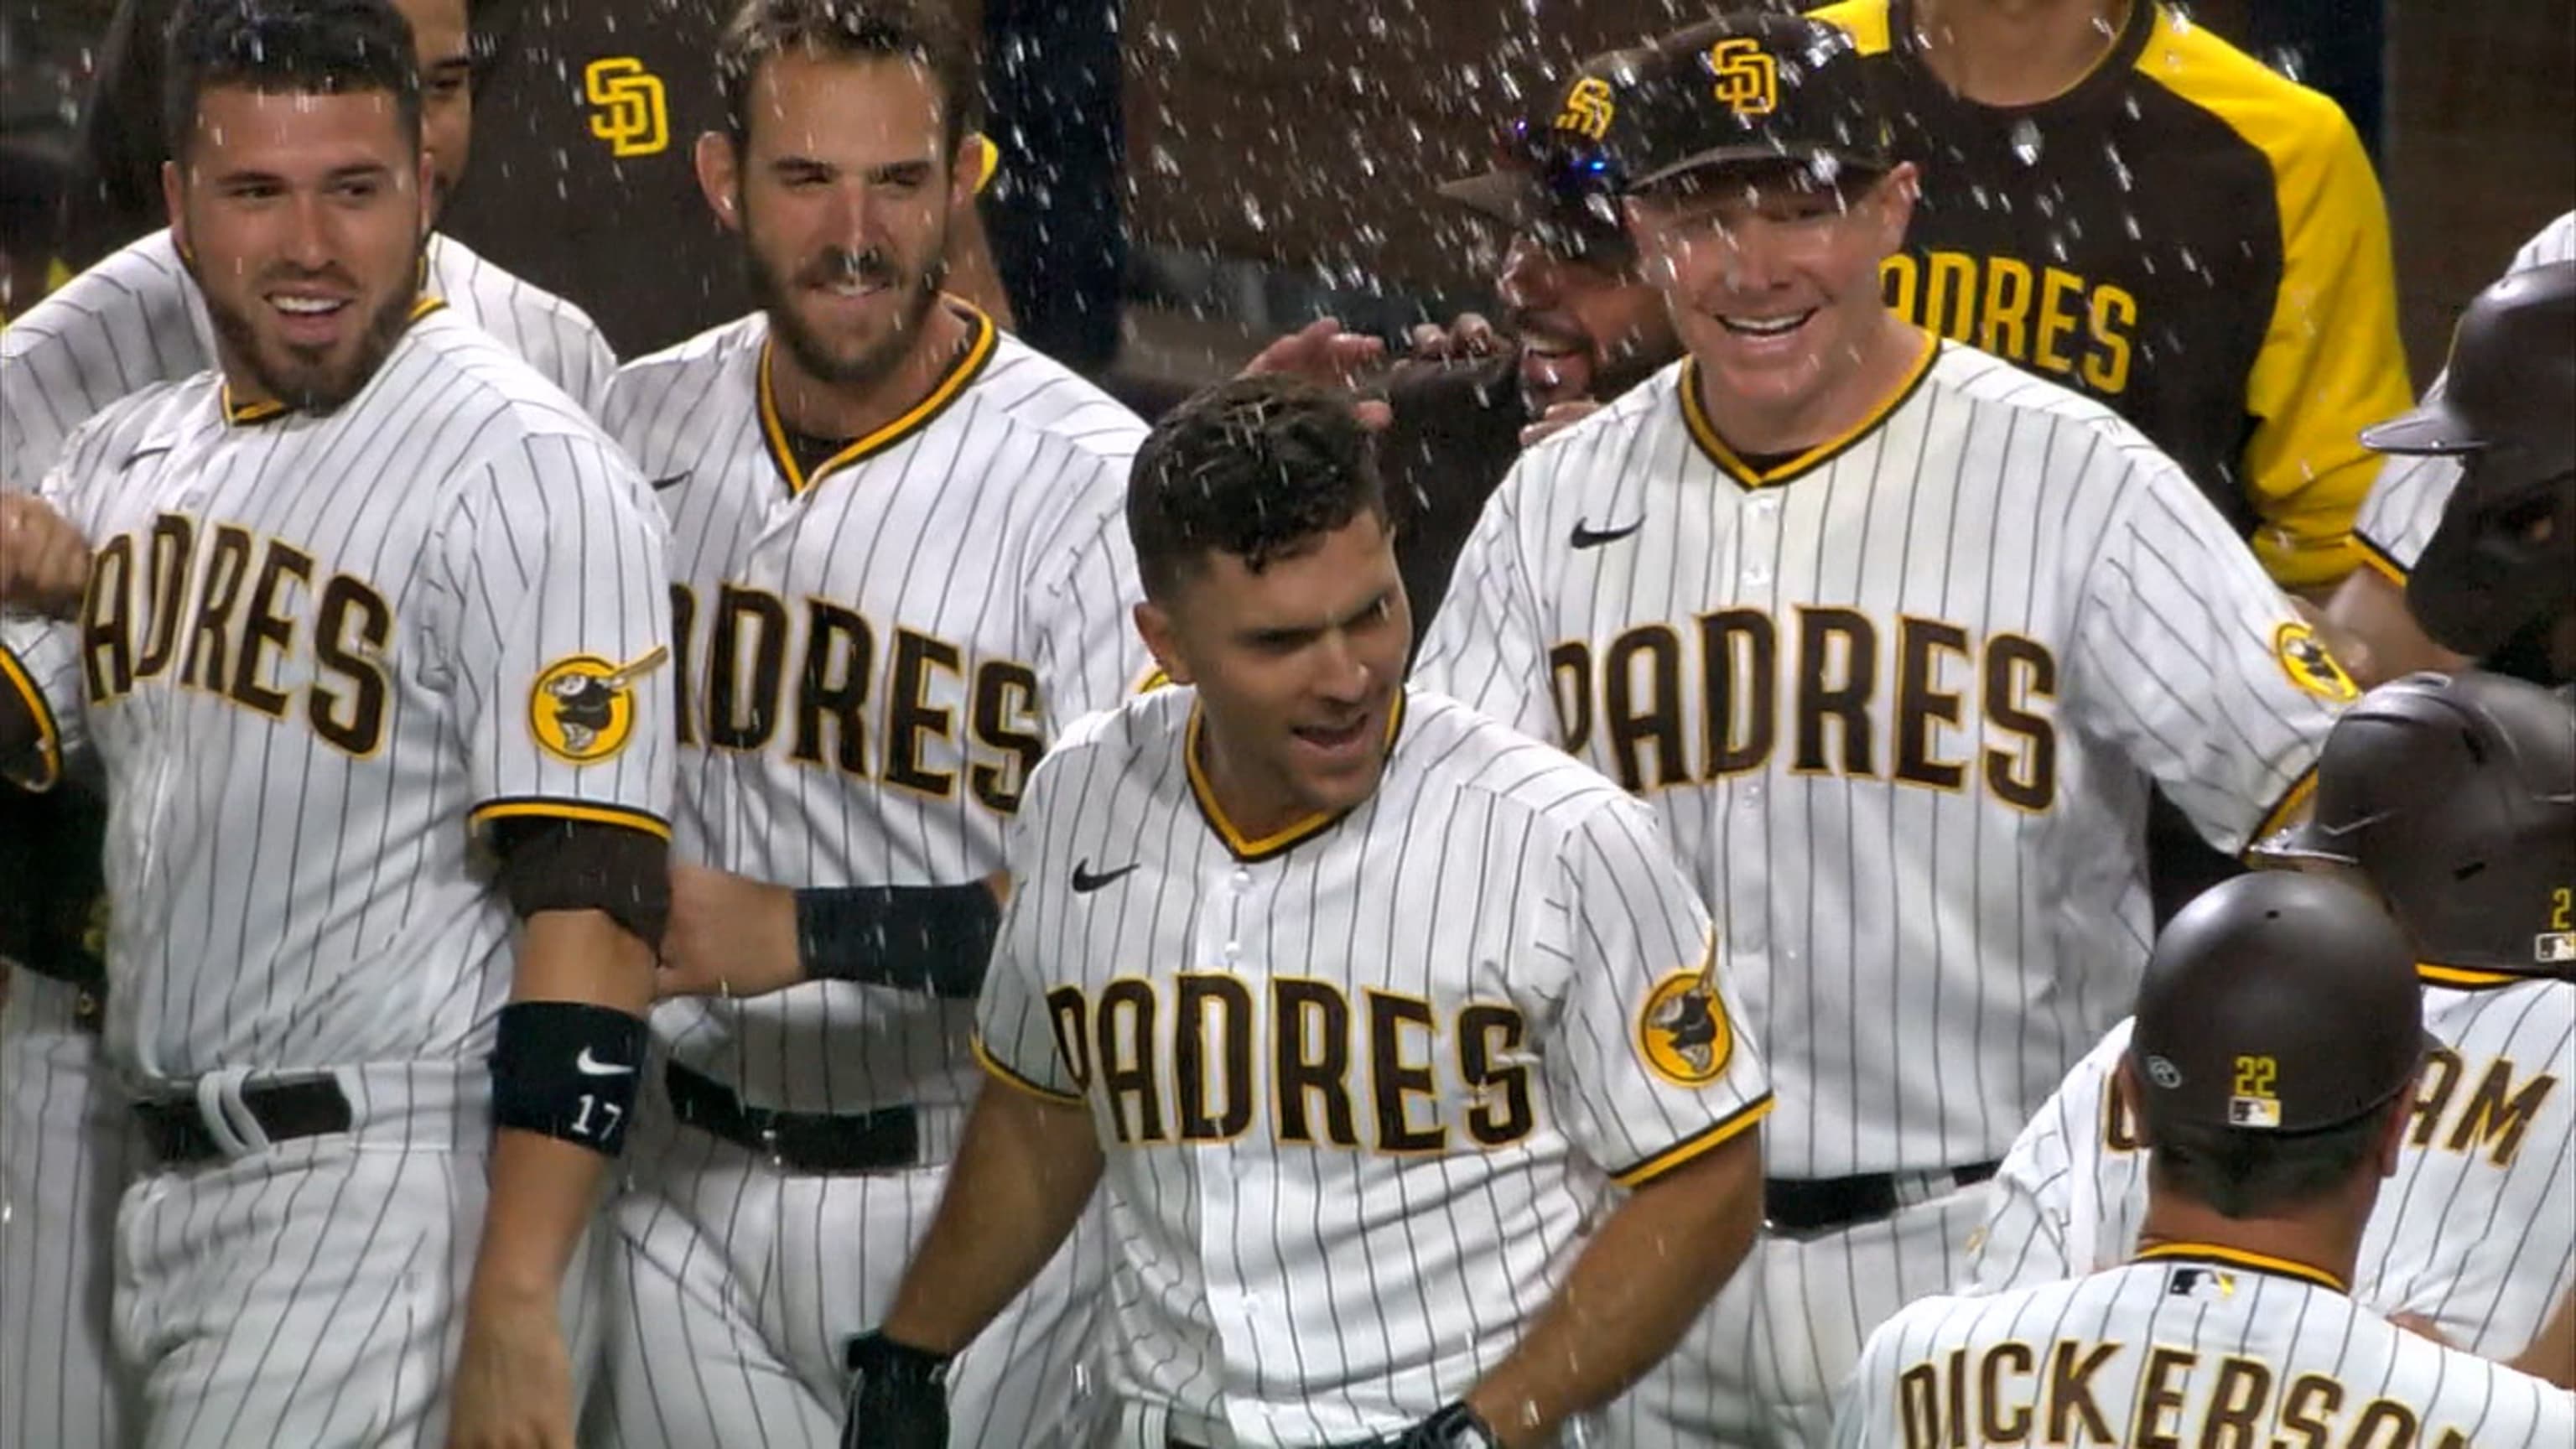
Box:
[2008,118,2044,166]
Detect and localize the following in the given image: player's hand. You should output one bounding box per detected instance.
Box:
[0,492,91,617]
[839,1331,952,1449]
[1391,1401,1505,1447]
[445,1296,574,1449]
[1405,312,1506,364]
[657,864,802,1000]
[1241,318,1393,429]
[1519,398,1604,447]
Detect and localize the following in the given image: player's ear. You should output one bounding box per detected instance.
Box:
[1133,600,1194,688]
[1869,162,1920,253]
[163,158,190,262]
[2375,1069,2419,1177]
[695,131,743,231]
[950,132,994,210]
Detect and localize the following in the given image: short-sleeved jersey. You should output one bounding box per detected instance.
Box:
[975,686,1774,1444]
[1973,974,2576,1361]
[1835,1249,2576,1448]
[1416,341,2344,1180]
[0,309,672,1084]
[603,304,1147,1114]
[1809,0,2412,589]
[0,228,615,501]
[2353,211,2576,580]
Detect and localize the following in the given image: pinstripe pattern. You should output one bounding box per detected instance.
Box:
[595,302,1146,1449]
[975,685,1773,1444]
[0,229,620,1449]
[2353,211,2576,579]
[1976,977,2576,1363]
[1415,338,2342,1446]
[0,308,670,1446]
[1834,1249,2576,1446]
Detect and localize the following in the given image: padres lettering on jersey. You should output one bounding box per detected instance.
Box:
[603,302,1148,1114]
[1976,973,2576,1361]
[0,311,672,1082]
[1808,0,2413,589]
[1836,1249,2576,1449]
[976,688,1773,1444]
[1418,341,2340,1180]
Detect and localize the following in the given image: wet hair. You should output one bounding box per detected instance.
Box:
[718,0,983,153]
[164,0,423,164]
[1127,375,1388,601]
[2145,1096,2401,1220]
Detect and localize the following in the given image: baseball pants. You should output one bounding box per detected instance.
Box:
[1607,1176,1992,1448]
[599,1074,1109,1449]
[112,1062,605,1449]
[1,971,147,1449]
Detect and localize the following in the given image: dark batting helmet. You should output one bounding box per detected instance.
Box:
[2264,671,2576,979]
[2364,261,2576,663]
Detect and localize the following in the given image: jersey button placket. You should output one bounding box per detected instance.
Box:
[1204,860,1286,1419]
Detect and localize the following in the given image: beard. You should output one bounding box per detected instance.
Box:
[195,246,424,415]
[742,217,951,394]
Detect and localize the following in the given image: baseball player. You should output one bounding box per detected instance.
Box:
[0,3,672,1444]
[1414,14,2348,1445]
[1973,670,2576,1364]
[590,4,1146,1446]
[2334,245,2576,687]
[1835,871,2576,1447]
[0,3,621,1442]
[833,373,1771,1449]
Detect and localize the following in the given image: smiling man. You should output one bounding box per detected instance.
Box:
[590,3,1150,1446]
[1415,13,2351,1446]
[844,374,1772,1449]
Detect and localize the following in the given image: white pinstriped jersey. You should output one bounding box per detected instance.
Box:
[1972,974,2576,1361]
[2354,211,2576,577]
[603,304,1147,1114]
[0,309,672,1083]
[0,228,615,502]
[976,685,1774,1444]
[1416,340,2343,1179]
[1833,1245,2576,1448]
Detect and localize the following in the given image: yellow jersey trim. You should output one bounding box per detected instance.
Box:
[221,383,289,426]
[973,1036,1087,1104]
[758,302,998,496]
[1183,693,1407,865]
[2416,962,2527,991]
[466,797,673,840]
[2353,532,2409,586]
[2135,1242,2349,1295]
[0,644,63,792]
[2244,766,2318,863]
[1611,1093,1775,1188]
[1680,331,1940,491]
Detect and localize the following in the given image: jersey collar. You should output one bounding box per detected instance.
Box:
[2416,961,2535,991]
[757,301,998,496]
[1184,692,1409,865]
[218,293,447,428]
[1679,331,1939,491]
[2132,1242,2350,1295]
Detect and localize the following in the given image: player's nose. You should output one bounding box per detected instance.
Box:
[1713,220,1794,292]
[281,195,336,270]
[1311,632,1373,704]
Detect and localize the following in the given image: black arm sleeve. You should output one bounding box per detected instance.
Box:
[793,885,1001,999]
[489,818,671,948]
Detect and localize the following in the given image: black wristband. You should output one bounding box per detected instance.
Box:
[793,885,1000,997]
[843,1329,952,1379]
[1399,1402,1500,1449]
[489,1000,647,1156]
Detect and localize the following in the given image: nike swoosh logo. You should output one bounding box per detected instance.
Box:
[574,1047,637,1077]
[648,471,692,491]
[1570,518,1644,548]
[1071,860,1140,894]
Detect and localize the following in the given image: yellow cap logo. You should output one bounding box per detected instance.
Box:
[530,647,667,765]
[1708,38,1779,117]
[1638,963,1735,1087]
[585,57,670,158]
[1555,76,1617,142]
[2272,622,2359,703]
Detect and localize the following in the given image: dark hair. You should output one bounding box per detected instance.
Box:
[164,0,423,164]
[2144,1096,2402,1220]
[1126,375,1387,600]
[717,0,983,153]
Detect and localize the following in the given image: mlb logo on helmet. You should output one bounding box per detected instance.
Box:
[2539,932,2576,964]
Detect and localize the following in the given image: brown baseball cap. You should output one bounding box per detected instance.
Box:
[1436,54,1635,265]
[2129,873,2428,1138]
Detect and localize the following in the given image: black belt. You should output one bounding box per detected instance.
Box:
[133,1076,353,1167]
[665,1062,921,1174]
[1764,1161,2000,1236]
